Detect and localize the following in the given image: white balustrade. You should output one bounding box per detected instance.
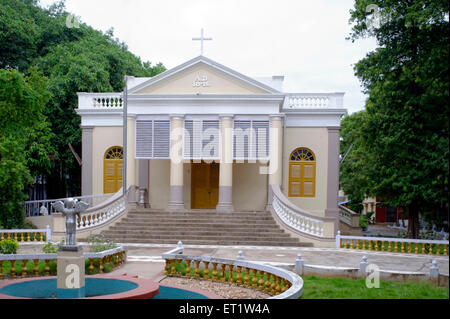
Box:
[77,194,126,231]
[77,93,123,109]
[284,93,344,109]
[272,194,324,237]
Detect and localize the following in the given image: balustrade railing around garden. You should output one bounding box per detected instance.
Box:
[336,231,449,256]
[0,247,126,280]
[0,227,51,243]
[162,242,303,299]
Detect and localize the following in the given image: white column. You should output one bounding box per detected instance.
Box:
[216,115,234,212]
[168,115,185,211]
[126,116,137,208]
[266,116,283,209]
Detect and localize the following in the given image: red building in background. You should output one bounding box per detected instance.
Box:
[362,197,405,224]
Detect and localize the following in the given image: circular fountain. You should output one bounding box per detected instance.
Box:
[0,274,159,299]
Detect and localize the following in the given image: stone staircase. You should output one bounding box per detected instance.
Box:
[100,209,312,247]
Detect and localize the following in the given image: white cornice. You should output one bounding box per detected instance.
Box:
[127,93,286,101]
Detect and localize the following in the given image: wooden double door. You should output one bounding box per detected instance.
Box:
[191,162,219,209]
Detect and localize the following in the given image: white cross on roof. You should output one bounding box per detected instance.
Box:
[192,28,213,56]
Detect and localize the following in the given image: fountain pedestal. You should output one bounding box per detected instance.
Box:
[56,245,86,299]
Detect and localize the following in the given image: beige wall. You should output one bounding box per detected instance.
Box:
[149,159,170,209]
[233,162,268,211]
[282,127,329,217]
[92,126,123,195]
[135,63,268,95]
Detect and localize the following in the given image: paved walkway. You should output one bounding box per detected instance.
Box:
[115,244,449,279]
[18,243,449,280]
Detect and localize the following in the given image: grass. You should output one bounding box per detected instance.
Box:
[169,261,449,299]
[301,275,449,299]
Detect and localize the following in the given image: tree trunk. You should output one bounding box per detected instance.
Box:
[407,204,420,239]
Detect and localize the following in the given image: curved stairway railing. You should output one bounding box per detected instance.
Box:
[270,185,336,240]
[75,187,129,232]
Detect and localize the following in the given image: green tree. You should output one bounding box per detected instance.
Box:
[345,0,449,237]
[0,68,54,228]
[0,0,166,198]
[340,111,370,214]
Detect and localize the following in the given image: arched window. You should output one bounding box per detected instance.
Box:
[289,148,316,197]
[104,146,123,194]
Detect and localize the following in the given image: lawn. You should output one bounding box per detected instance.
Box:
[169,261,449,299]
[301,275,449,299]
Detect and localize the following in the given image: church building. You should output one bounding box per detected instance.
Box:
[76,54,347,247]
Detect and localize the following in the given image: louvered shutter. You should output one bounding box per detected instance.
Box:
[136,120,170,159]
[233,120,269,160]
[253,120,269,159]
[184,120,202,159]
[202,120,220,159]
[184,120,220,160]
[153,120,170,158]
[136,121,153,158]
[233,120,251,160]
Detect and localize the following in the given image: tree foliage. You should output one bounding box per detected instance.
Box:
[0,67,54,228]
[343,0,449,237]
[0,0,166,198]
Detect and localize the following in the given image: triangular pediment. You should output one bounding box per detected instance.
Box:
[129,56,280,95]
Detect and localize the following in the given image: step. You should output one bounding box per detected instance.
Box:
[129,209,271,215]
[100,238,310,247]
[116,218,279,225]
[102,230,292,238]
[106,226,287,234]
[122,215,276,221]
[101,232,299,239]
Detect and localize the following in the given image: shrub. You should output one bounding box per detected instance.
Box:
[103,262,113,273]
[87,234,116,252]
[0,239,19,254]
[359,215,369,229]
[42,241,60,253]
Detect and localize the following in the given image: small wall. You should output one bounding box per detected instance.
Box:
[232,162,268,211]
[149,159,170,209]
[282,127,328,217]
[92,126,123,196]
[26,216,52,230]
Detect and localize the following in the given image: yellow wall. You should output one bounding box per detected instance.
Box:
[135,63,268,95]
[92,126,123,195]
[233,162,268,211]
[282,127,328,217]
[149,159,170,209]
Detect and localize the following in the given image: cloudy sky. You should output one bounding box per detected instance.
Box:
[39,0,378,114]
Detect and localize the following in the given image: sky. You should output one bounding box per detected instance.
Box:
[39,0,378,114]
